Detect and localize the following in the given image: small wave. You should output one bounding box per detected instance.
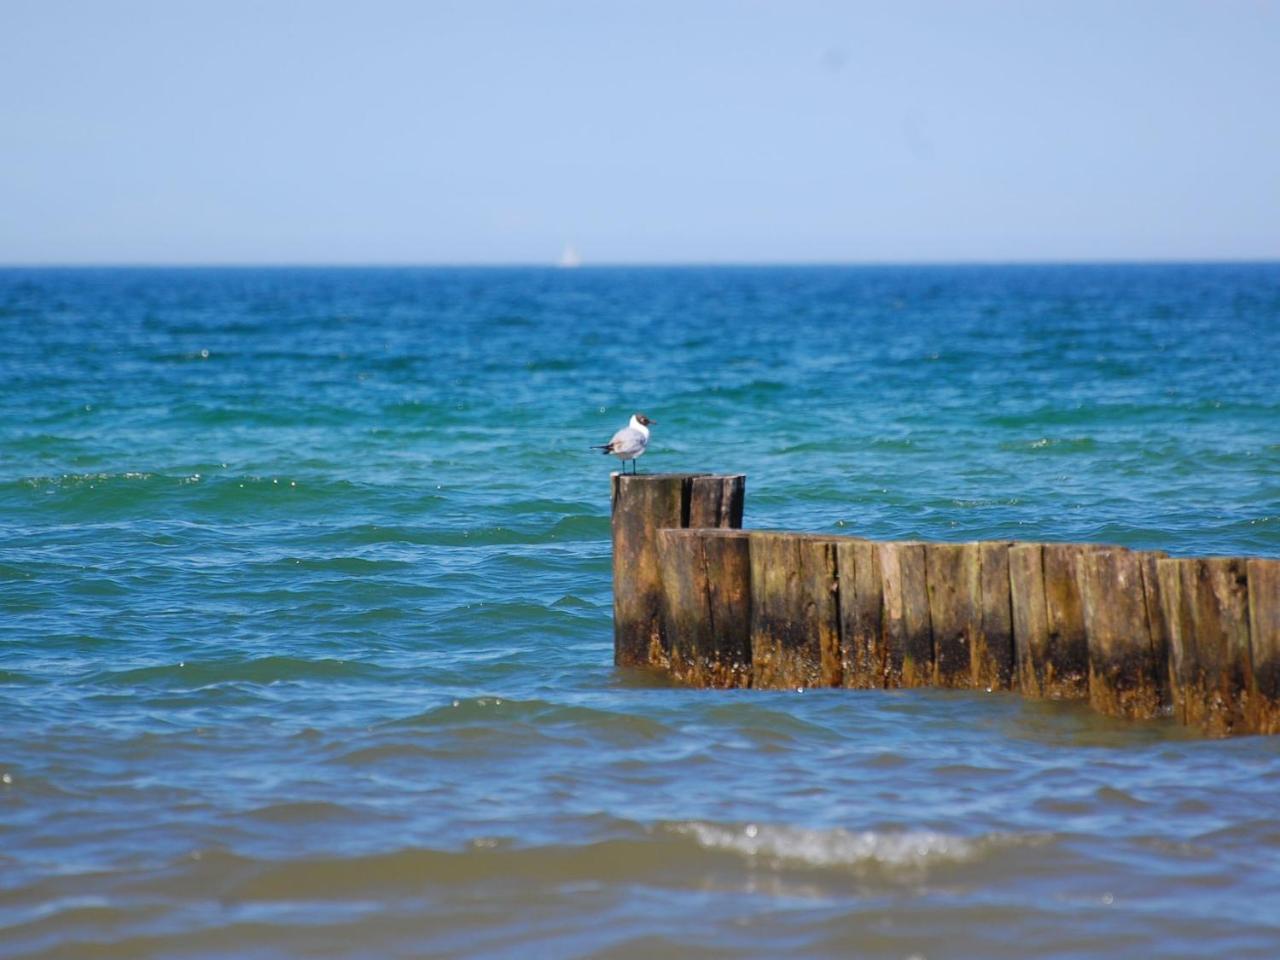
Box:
[524,357,582,372]
[243,801,361,824]
[386,697,670,741]
[669,821,969,868]
[547,514,610,540]
[504,497,597,515]
[551,593,595,610]
[1000,436,1099,454]
[310,520,606,547]
[94,656,380,688]
[265,556,412,575]
[0,473,397,520]
[666,821,1041,876]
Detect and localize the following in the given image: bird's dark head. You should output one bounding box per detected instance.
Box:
[634,413,654,426]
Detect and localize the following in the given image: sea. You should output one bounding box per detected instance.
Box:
[2,264,1278,959]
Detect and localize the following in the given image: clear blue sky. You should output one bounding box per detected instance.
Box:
[2,0,1277,264]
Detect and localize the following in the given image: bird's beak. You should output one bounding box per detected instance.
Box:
[648,420,657,425]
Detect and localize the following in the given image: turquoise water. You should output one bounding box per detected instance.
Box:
[2,264,1279,959]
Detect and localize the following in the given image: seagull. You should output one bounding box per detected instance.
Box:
[594,413,655,474]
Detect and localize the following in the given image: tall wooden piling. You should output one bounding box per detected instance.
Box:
[835,539,884,688]
[1159,557,1252,735]
[1158,559,1192,725]
[1042,544,1093,698]
[1010,544,1050,698]
[1010,543,1094,699]
[879,542,932,687]
[749,533,842,689]
[1138,551,1173,708]
[925,543,981,688]
[611,473,745,668]
[687,475,746,529]
[1247,558,1280,734]
[1078,548,1166,719]
[975,541,1016,690]
[657,529,752,687]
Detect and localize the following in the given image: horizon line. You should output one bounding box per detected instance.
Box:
[1,256,1278,270]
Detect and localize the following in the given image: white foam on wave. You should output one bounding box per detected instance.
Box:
[669,821,1014,872]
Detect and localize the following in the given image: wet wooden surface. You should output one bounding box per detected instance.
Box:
[925,543,980,688]
[975,541,1016,690]
[749,532,841,689]
[658,529,752,687]
[1078,548,1165,719]
[1159,557,1251,736]
[611,473,744,668]
[835,539,883,688]
[1247,558,1280,734]
[614,475,1278,737]
[879,541,932,688]
[1009,544,1050,698]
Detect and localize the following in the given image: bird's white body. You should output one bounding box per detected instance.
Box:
[598,413,653,473]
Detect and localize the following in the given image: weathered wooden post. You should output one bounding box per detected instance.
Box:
[1042,543,1094,698]
[1010,543,1095,699]
[975,541,1016,690]
[1078,548,1167,719]
[1158,559,1192,725]
[749,533,842,689]
[1138,550,1173,708]
[1247,558,1280,734]
[879,541,932,687]
[657,529,752,687]
[924,542,981,688]
[687,475,747,528]
[611,473,745,668]
[1158,557,1252,735]
[835,539,884,688]
[1009,544,1047,697]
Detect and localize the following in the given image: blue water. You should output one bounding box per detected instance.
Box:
[2,264,1279,959]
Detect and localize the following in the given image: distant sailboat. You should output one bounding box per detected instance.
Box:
[558,244,582,269]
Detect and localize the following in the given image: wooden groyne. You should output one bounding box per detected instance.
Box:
[611,473,745,670]
[611,474,1280,737]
